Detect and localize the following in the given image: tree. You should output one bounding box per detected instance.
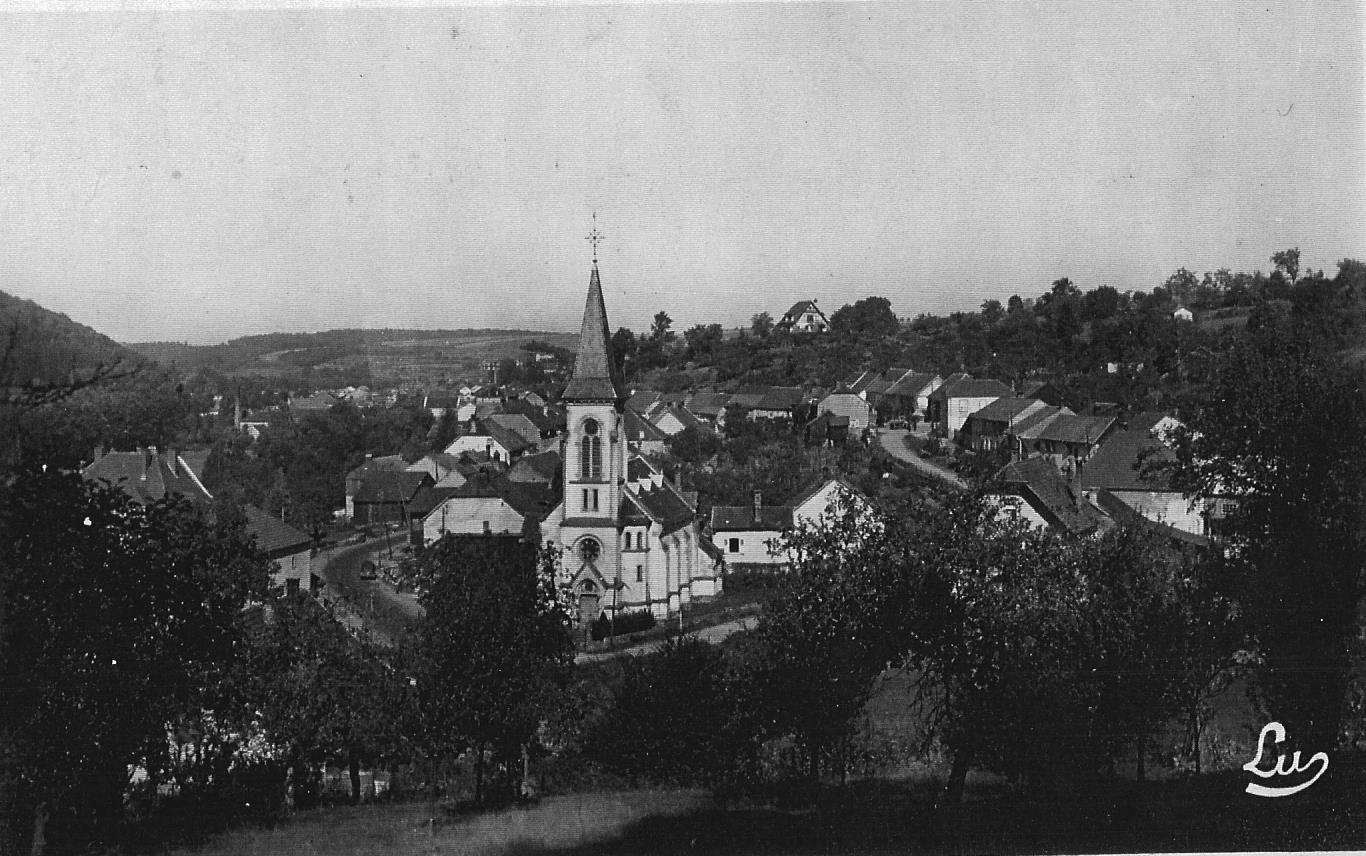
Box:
[610,327,637,379]
[586,637,748,786]
[0,474,270,855]
[1171,326,1366,749]
[650,311,675,343]
[830,296,899,338]
[683,323,724,363]
[751,311,775,338]
[413,536,574,806]
[1271,247,1301,285]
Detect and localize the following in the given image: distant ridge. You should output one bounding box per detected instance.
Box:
[0,290,143,405]
[124,327,579,384]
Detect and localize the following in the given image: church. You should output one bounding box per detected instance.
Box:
[541,255,722,625]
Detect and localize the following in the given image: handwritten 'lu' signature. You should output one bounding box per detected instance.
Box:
[1242,721,1329,797]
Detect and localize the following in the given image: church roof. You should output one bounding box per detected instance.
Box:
[563,265,627,402]
[623,480,696,535]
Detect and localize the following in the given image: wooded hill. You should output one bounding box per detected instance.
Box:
[0,290,143,405]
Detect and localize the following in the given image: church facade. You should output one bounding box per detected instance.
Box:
[542,260,721,624]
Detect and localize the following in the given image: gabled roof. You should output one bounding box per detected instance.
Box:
[861,377,892,396]
[727,386,771,410]
[347,454,408,483]
[843,371,879,394]
[1019,414,1115,445]
[83,449,213,505]
[352,471,433,504]
[997,457,1107,536]
[968,397,1048,426]
[627,390,662,412]
[242,504,312,557]
[477,417,537,455]
[508,450,560,484]
[652,403,709,434]
[428,471,557,519]
[624,479,696,535]
[789,476,862,514]
[1092,489,1209,547]
[710,504,793,532]
[1080,422,1178,491]
[487,413,542,447]
[754,386,804,412]
[685,391,730,418]
[622,407,669,442]
[933,376,1015,400]
[884,371,939,398]
[563,264,627,402]
[781,300,825,321]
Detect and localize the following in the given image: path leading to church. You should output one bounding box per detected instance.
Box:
[877,428,969,491]
[316,539,422,643]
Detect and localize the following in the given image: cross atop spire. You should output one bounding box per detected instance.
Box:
[586,212,605,264]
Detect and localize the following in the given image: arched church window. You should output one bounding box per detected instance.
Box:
[580,418,603,480]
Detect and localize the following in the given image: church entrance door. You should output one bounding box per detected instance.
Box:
[578,593,601,626]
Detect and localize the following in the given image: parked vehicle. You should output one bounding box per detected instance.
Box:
[888,418,908,429]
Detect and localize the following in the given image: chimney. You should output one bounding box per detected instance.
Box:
[752,490,762,524]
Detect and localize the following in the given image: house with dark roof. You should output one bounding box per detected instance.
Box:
[1079,413,1211,537]
[345,454,408,518]
[351,471,435,527]
[989,456,1109,537]
[684,391,730,428]
[650,403,710,437]
[804,410,851,446]
[927,374,1016,437]
[405,453,470,489]
[418,471,556,543]
[621,406,669,455]
[817,393,872,434]
[776,299,829,334]
[83,446,214,506]
[881,370,943,420]
[1015,413,1117,468]
[242,504,316,594]
[508,449,561,486]
[748,386,807,422]
[709,478,867,568]
[442,415,538,464]
[962,398,1052,452]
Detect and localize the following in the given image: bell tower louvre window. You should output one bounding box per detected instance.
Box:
[580,418,603,481]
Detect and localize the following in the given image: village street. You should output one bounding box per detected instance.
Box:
[877,428,969,490]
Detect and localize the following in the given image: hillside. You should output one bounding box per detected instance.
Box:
[0,290,143,404]
[127,328,579,385]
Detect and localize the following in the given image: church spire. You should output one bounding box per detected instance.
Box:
[563,240,626,403]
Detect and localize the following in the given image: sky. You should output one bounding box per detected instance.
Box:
[0,1,1361,344]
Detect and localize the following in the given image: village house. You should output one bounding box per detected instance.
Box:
[988,456,1109,537]
[684,391,730,429]
[508,449,561,486]
[83,447,316,593]
[816,392,873,434]
[442,414,538,463]
[241,504,316,595]
[649,403,710,437]
[344,454,408,518]
[350,470,434,527]
[961,397,1052,452]
[804,410,850,446]
[620,407,670,456]
[709,478,865,569]
[881,369,943,421]
[1013,413,1117,472]
[776,299,830,334]
[927,374,1015,437]
[744,386,807,422]
[405,452,471,489]
[1079,412,1211,539]
[415,471,556,544]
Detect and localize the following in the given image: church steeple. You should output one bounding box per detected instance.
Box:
[563,261,626,403]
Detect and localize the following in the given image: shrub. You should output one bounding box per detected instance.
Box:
[591,609,656,641]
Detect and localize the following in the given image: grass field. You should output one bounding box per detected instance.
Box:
[172,791,710,856]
